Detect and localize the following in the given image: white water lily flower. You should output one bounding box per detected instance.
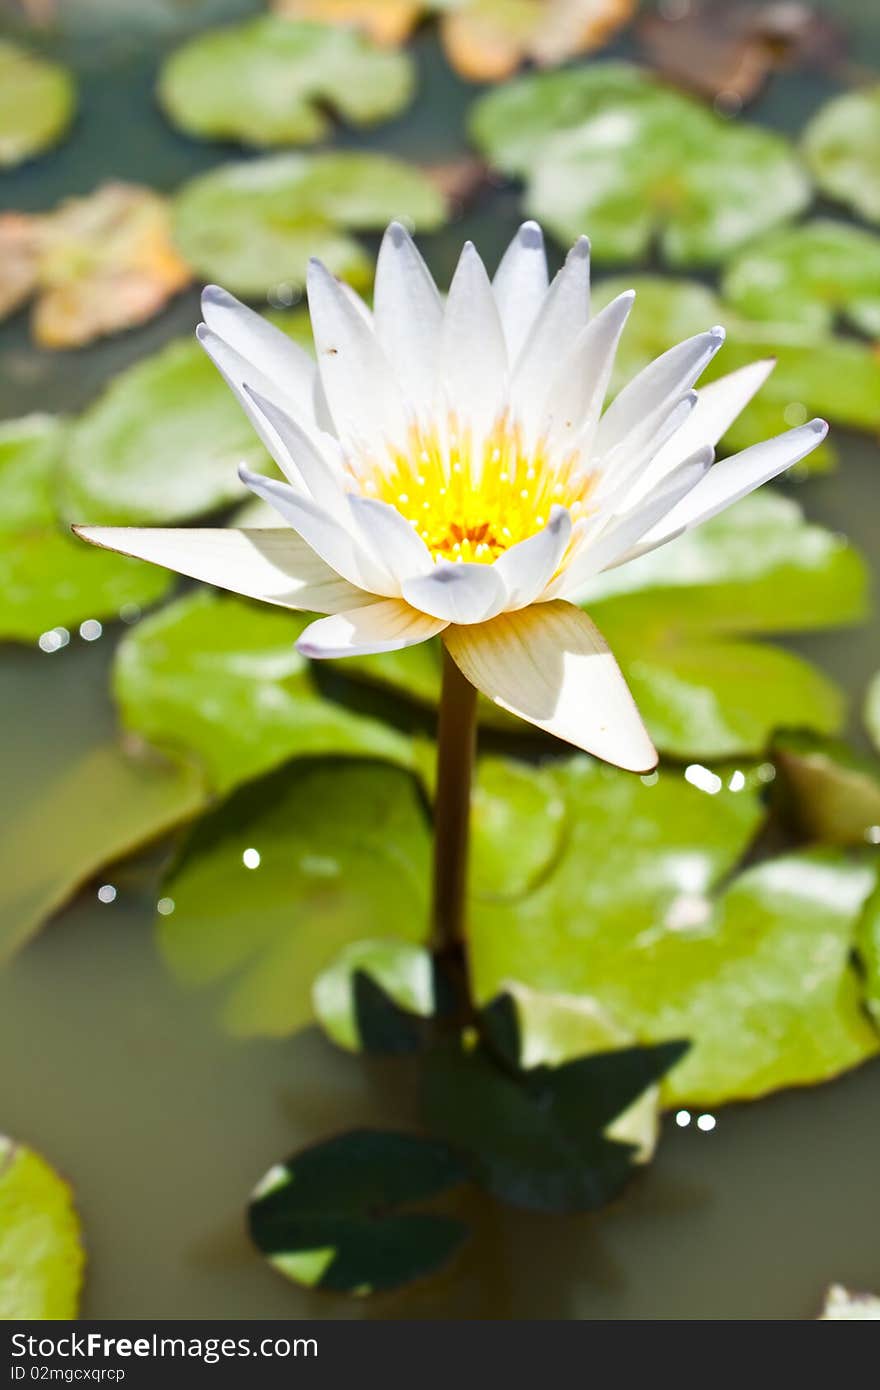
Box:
[76,221,827,773]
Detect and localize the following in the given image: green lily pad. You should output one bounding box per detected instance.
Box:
[312,938,435,1052]
[773,733,880,848]
[60,322,313,526]
[722,221,880,339]
[470,63,809,264]
[593,275,880,461]
[802,85,880,225]
[172,151,446,297]
[0,1138,84,1319]
[0,39,76,169]
[113,591,413,795]
[158,758,431,1037]
[250,1129,468,1295]
[158,17,414,147]
[422,996,685,1212]
[469,757,880,1106]
[0,414,173,643]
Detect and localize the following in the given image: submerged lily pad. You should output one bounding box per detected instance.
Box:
[422,996,685,1212]
[0,39,75,169]
[0,184,191,348]
[0,1138,84,1319]
[593,275,880,461]
[113,592,413,794]
[470,63,809,263]
[858,886,880,1030]
[469,757,880,1106]
[802,85,880,225]
[172,151,445,296]
[0,734,205,962]
[773,733,880,848]
[60,317,311,526]
[250,1130,468,1294]
[722,221,880,338]
[158,17,414,147]
[0,414,173,643]
[158,758,430,1036]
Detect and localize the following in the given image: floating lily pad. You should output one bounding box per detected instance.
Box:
[312,939,435,1053]
[469,757,880,1106]
[819,1285,880,1320]
[250,1129,468,1295]
[422,996,685,1212]
[159,17,414,147]
[0,414,173,643]
[722,221,880,338]
[0,1138,84,1319]
[470,63,809,263]
[113,592,413,795]
[158,758,430,1036]
[773,733,880,848]
[60,318,311,526]
[593,275,880,462]
[172,151,446,297]
[0,39,75,169]
[802,85,880,225]
[0,184,191,349]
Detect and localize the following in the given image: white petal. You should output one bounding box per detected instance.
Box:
[402,561,507,624]
[633,358,776,499]
[347,494,433,585]
[200,285,316,419]
[73,526,369,614]
[557,448,713,596]
[595,327,726,461]
[492,221,549,361]
[243,385,346,513]
[494,505,572,610]
[440,241,508,447]
[373,222,443,414]
[307,258,409,463]
[238,466,392,594]
[595,389,698,509]
[541,290,635,452]
[444,601,657,772]
[635,419,829,554]
[197,326,312,473]
[511,235,590,439]
[297,599,447,659]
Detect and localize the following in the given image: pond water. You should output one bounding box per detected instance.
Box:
[0,0,878,1319]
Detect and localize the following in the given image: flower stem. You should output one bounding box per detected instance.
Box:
[432,645,478,955]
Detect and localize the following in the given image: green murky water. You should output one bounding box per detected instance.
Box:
[0,0,878,1318]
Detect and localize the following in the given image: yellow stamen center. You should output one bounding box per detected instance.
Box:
[355,412,597,564]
